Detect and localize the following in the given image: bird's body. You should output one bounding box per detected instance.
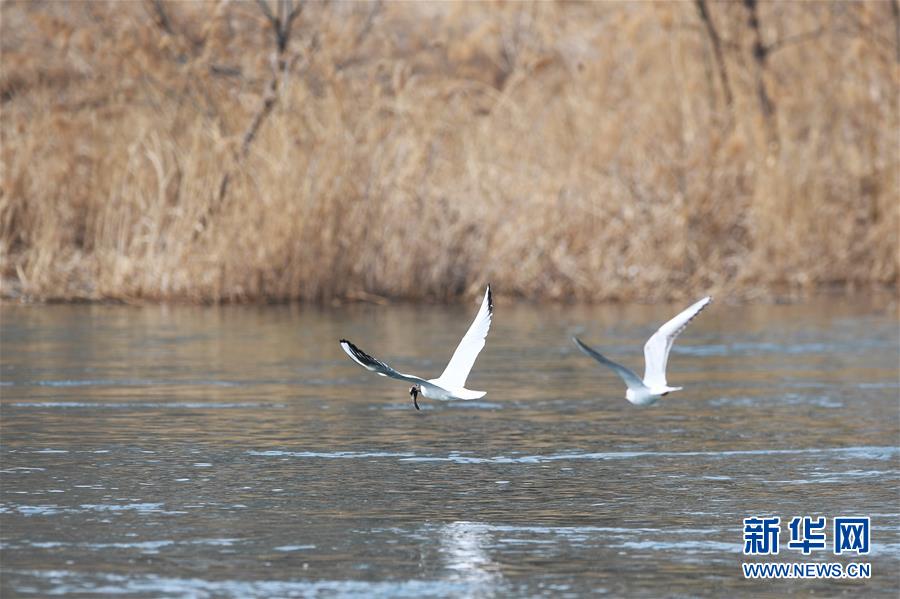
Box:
[419,380,485,402]
[624,385,677,407]
[340,286,493,408]
[574,296,712,406]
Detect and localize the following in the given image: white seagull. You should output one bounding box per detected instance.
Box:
[573,296,712,406]
[340,285,493,410]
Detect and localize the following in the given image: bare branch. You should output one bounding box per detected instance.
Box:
[239,80,278,158]
[742,0,777,139]
[694,0,733,109]
[355,0,382,46]
[146,0,174,35]
[255,0,303,54]
[201,0,306,229]
[281,0,304,54]
[286,0,303,28]
[254,0,278,30]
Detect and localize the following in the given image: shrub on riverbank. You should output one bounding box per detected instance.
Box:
[1,1,896,302]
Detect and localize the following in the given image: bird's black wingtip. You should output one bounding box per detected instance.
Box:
[486,284,493,312]
[572,336,594,354]
[340,339,363,356]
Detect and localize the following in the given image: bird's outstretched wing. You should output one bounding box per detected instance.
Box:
[642,296,711,388]
[434,285,493,389]
[340,339,428,385]
[573,336,646,392]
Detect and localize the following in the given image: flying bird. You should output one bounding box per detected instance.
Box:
[340,285,493,410]
[573,296,712,406]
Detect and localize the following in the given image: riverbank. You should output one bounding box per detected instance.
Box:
[2,2,896,303]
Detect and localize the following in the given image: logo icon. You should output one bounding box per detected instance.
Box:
[834,517,870,555]
[787,516,827,554]
[743,516,781,555]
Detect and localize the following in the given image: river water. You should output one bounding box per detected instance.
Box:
[1,298,898,597]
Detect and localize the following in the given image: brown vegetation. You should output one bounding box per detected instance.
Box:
[1,0,897,303]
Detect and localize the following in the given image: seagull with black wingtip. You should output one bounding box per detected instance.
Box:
[573,296,712,406]
[340,285,493,410]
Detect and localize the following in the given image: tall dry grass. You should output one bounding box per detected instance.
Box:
[1,0,897,303]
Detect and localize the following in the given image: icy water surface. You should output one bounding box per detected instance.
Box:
[1,298,898,597]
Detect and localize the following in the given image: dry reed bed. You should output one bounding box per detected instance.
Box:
[0,1,897,303]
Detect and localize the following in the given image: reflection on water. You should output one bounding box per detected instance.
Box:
[1,298,898,597]
[440,522,500,587]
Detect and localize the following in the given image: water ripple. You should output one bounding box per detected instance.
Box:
[7,402,285,410]
[247,446,899,464]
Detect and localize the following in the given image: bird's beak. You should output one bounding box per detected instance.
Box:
[410,387,420,410]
